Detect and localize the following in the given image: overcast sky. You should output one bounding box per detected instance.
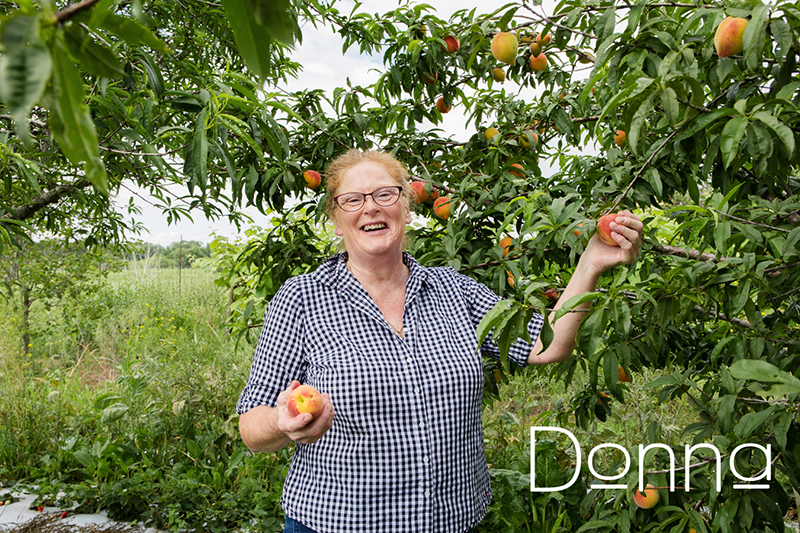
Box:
[117,0,558,245]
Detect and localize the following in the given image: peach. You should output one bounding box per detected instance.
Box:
[426,188,439,204]
[634,484,659,509]
[530,41,542,57]
[573,221,584,237]
[287,384,324,419]
[491,32,518,65]
[410,181,428,204]
[506,270,515,287]
[596,213,620,246]
[618,365,631,383]
[433,196,452,219]
[500,236,513,257]
[529,52,548,72]
[509,162,524,177]
[303,170,321,189]
[519,131,538,150]
[484,127,500,141]
[535,32,551,46]
[714,17,748,58]
[492,67,506,82]
[544,288,558,302]
[443,35,460,54]
[614,130,626,147]
[423,71,438,84]
[436,97,451,114]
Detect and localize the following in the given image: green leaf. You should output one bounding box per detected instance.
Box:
[101,402,129,424]
[476,299,514,350]
[720,116,748,169]
[629,89,657,156]
[63,25,124,78]
[0,15,53,146]
[752,111,794,157]
[49,39,108,194]
[222,0,278,81]
[743,4,767,72]
[101,14,170,54]
[192,109,209,191]
[729,360,800,397]
[138,50,164,97]
[734,405,777,438]
[249,0,300,45]
[661,87,679,126]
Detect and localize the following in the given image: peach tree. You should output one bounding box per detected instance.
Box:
[1,0,799,531]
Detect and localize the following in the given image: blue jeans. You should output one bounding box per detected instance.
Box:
[283,516,475,532]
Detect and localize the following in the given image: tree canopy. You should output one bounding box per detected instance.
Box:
[1,0,799,531]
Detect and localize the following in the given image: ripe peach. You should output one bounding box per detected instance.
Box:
[426,188,439,204]
[492,67,506,82]
[519,131,538,150]
[303,170,321,190]
[544,288,558,302]
[484,127,500,141]
[529,41,542,57]
[506,270,514,287]
[614,130,626,147]
[287,385,323,420]
[529,52,548,72]
[443,35,460,54]
[618,365,631,383]
[597,213,620,246]
[433,196,452,219]
[634,484,659,509]
[436,97,451,114]
[573,221,584,237]
[410,181,428,204]
[509,163,524,177]
[714,17,748,58]
[423,71,438,84]
[500,236,513,257]
[491,32,518,65]
[535,32,551,46]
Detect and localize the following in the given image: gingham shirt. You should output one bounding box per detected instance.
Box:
[237,252,544,533]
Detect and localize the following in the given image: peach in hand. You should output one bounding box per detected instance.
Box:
[287,385,324,420]
[596,213,620,247]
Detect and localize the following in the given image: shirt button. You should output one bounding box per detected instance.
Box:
[423,456,429,464]
[414,387,420,394]
[406,357,413,364]
[424,490,430,497]
[419,422,425,429]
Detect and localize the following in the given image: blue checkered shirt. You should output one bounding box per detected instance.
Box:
[237,252,543,532]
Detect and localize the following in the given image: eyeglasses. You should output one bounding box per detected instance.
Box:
[333,186,403,212]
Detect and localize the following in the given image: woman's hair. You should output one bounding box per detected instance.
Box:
[324,149,413,218]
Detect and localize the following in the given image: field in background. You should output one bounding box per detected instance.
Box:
[0,265,697,532]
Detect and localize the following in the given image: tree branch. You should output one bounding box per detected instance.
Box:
[650,243,727,263]
[7,179,91,222]
[54,0,104,25]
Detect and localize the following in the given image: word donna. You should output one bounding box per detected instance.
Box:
[531,426,772,492]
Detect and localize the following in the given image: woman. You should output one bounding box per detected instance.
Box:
[237,150,643,533]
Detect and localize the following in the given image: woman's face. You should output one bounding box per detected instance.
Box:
[331,161,411,261]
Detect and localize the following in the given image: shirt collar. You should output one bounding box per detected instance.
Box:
[312,252,430,298]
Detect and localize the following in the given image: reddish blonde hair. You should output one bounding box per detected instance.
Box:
[324,150,413,217]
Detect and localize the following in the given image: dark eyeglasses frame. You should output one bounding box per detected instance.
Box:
[333,186,403,212]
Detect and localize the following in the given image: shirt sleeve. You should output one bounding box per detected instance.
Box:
[236,277,307,414]
[453,270,543,367]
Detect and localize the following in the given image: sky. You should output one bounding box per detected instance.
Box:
[115,0,559,246]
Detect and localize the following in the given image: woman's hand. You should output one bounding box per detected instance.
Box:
[275,380,334,445]
[581,210,643,275]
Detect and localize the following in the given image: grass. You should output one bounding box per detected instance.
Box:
[0,264,705,532]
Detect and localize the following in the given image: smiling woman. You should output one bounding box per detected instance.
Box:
[235,149,642,533]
